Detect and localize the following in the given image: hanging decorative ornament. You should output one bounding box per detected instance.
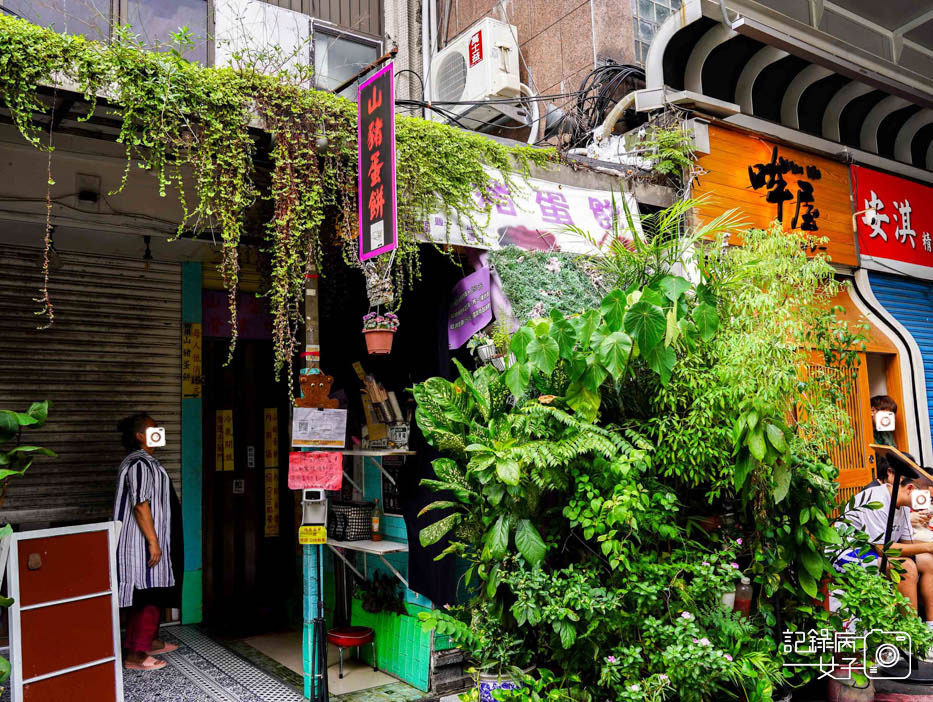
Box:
[363,257,394,308]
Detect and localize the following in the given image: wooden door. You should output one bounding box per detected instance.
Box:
[7,522,123,702]
[807,352,875,506]
[201,339,295,634]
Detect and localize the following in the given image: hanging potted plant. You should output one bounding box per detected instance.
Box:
[489,323,515,372]
[362,311,399,355]
[467,332,497,363]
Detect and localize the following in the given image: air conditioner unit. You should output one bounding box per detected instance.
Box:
[431,17,522,131]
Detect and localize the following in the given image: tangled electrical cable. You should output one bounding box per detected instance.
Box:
[546,61,646,148]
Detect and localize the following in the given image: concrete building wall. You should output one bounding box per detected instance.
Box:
[438,0,637,99]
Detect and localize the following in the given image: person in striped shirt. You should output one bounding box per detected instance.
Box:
[113,413,183,671]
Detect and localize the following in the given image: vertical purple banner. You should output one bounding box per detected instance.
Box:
[358,62,397,261]
[448,267,492,349]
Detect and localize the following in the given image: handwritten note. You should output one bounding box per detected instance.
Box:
[288,451,343,491]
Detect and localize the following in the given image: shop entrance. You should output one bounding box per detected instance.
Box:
[201,306,298,637]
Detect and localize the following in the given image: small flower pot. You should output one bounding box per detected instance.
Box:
[363,329,395,355]
[475,343,497,363]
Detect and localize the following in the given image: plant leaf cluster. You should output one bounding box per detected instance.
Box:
[0,14,553,386]
[412,208,924,700]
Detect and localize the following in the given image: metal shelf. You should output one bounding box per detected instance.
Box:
[325,539,410,588]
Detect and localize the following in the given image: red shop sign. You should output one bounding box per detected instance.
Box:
[852,165,933,276]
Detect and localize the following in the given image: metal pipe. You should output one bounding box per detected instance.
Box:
[330,47,399,97]
[595,91,636,142]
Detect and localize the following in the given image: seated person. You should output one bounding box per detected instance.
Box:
[836,468,933,628]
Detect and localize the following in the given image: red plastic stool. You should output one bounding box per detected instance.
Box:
[326,626,376,679]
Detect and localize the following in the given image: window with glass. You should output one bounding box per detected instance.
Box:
[633,0,681,64]
[127,0,209,65]
[2,0,111,41]
[313,27,382,101]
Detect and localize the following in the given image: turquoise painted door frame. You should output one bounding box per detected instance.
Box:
[182,261,203,624]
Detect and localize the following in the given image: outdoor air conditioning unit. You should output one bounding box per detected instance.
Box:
[431,17,522,132]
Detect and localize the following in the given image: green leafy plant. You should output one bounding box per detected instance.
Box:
[414,201,882,700]
[488,248,602,326]
[0,401,54,688]
[355,571,407,616]
[0,401,54,486]
[0,14,553,387]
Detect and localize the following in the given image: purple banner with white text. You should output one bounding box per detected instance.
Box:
[448,267,492,349]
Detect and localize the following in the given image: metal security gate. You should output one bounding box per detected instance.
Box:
[867,272,933,457]
[0,245,182,527]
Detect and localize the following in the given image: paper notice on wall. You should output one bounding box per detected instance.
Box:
[264,468,280,537]
[182,322,202,399]
[264,408,279,468]
[216,410,234,471]
[215,412,225,472]
[220,410,234,471]
[292,407,348,448]
[288,451,343,491]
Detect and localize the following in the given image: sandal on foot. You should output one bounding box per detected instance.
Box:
[147,642,178,655]
[125,655,167,671]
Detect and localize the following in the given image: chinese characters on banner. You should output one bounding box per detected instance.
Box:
[182,323,202,398]
[693,125,858,267]
[421,167,641,254]
[264,468,279,537]
[215,410,234,471]
[852,165,933,276]
[468,29,483,67]
[448,267,492,349]
[358,62,397,261]
[263,407,279,469]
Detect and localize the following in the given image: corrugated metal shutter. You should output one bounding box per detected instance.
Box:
[867,272,933,442]
[0,245,181,527]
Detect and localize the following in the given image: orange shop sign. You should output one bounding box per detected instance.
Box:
[693,125,857,267]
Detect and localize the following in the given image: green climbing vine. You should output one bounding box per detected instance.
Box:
[0,14,554,386]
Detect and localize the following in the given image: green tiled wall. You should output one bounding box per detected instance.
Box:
[360,456,432,609]
[350,598,432,691]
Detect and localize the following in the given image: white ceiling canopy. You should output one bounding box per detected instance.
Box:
[640,0,933,171]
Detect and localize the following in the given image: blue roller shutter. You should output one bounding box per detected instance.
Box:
[867,272,933,443]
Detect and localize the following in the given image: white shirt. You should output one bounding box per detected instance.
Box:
[843,484,913,546]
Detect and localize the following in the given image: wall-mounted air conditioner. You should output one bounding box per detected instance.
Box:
[431,17,522,131]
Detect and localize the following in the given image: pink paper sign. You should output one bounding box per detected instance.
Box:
[288,451,343,491]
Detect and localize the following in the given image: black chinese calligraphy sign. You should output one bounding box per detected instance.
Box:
[694,126,857,267]
[358,62,397,261]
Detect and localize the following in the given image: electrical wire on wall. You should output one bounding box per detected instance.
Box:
[547,61,646,149]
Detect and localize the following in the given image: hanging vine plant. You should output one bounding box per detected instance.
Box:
[0,14,555,388]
